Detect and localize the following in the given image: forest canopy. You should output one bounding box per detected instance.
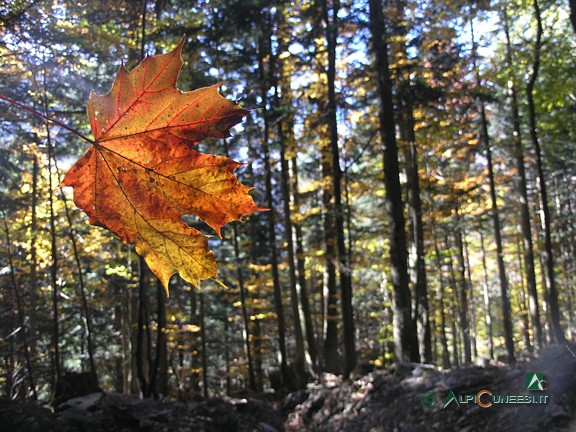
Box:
[0,0,575,403]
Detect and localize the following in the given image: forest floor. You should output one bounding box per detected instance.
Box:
[1,344,576,432]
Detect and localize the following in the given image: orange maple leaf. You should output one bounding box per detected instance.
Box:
[62,37,264,292]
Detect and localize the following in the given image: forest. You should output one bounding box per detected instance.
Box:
[1,0,576,429]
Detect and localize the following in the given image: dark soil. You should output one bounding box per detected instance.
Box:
[1,345,574,431]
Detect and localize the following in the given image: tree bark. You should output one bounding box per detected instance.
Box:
[393,0,431,365]
[136,257,151,397]
[527,0,565,344]
[479,230,494,359]
[462,232,477,359]
[502,5,542,351]
[55,155,98,379]
[151,280,168,397]
[199,288,209,399]
[446,233,461,366]
[232,225,257,391]
[321,0,356,378]
[2,212,37,399]
[45,121,62,392]
[275,6,318,373]
[368,0,418,363]
[432,226,451,369]
[313,0,339,374]
[516,239,533,352]
[471,17,515,362]
[453,221,471,364]
[28,154,39,373]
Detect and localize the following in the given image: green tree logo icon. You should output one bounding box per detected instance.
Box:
[420,391,438,409]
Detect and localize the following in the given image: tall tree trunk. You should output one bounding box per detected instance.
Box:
[258,7,295,386]
[232,225,257,392]
[129,275,140,395]
[462,234,477,359]
[261,63,291,383]
[45,122,62,392]
[471,18,515,363]
[368,0,418,363]
[393,0,431,365]
[2,212,37,399]
[407,134,432,363]
[55,155,97,379]
[199,288,209,399]
[275,6,318,373]
[321,0,356,377]
[502,5,542,351]
[313,4,339,373]
[432,225,451,369]
[446,234,461,366]
[151,280,168,397]
[454,220,472,364]
[479,230,494,359]
[516,239,533,352]
[278,99,316,375]
[527,0,565,343]
[189,282,200,396]
[136,257,151,397]
[28,154,39,372]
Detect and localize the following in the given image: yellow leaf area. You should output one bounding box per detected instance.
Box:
[62,37,264,293]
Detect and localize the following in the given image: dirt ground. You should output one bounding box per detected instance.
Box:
[1,344,574,431]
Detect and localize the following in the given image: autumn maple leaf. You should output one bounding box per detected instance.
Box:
[61,37,264,292]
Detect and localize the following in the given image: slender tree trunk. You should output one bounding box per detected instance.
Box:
[189,283,200,396]
[55,156,97,379]
[261,67,291,382]
[516,239,533,352]
[446,234,461,366]
[479,231,494,359]
[29,154,39,372]
[232,225,257,391]
[527,0,564,343]
[119,246,132,389]
[369,0,418,363]
[432,226,451,369]
[502,5,542,351]
[258,10,306,386]
[136,257,151,397]
[454,215,472,364]
[151,280,168,397]
[45,122,62,392]
[393,0,431,365]
[275,7,318,372]
[471,18,515,362]
[135,3,154,398]
[321,0,355,377]
[199,288,208,399]
[462,234,477,360]
[278,102,316,374]
[313,14,339,373]
[223,307,232,395]
[130,277,140,395]
[121,253,132,393]
[2,212,37,399]
[252,293,263,392]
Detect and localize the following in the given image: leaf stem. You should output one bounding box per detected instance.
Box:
[0,93,95,145]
